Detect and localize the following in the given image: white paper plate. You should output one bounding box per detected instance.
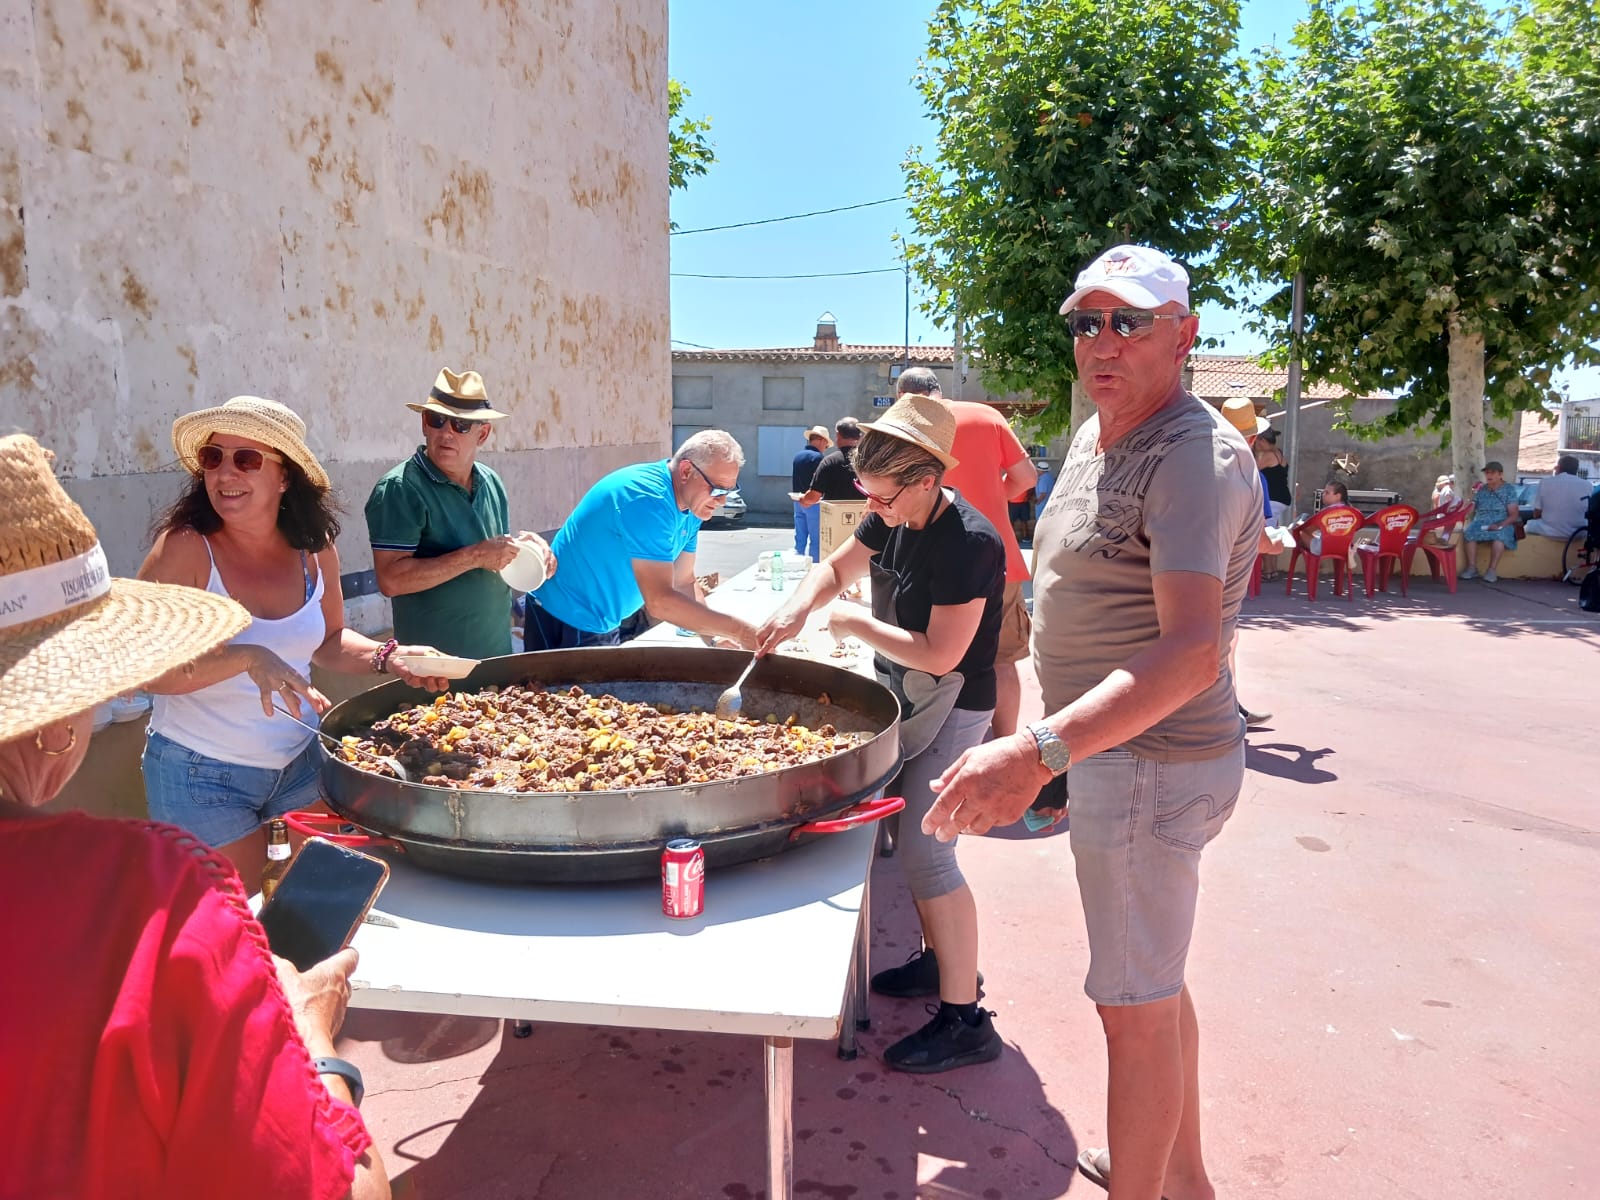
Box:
[787,491,804,502]
[392,653,481,679]
[499,538,549,592]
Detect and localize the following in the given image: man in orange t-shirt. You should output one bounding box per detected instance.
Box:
[896,368,1037,736]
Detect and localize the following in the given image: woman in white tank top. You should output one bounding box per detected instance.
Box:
[137,398,448,888]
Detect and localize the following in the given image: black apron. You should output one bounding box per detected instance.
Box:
[867,493,965,762]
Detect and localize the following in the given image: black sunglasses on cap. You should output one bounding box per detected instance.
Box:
[197,444,284,473]
[1066,307,1185,339]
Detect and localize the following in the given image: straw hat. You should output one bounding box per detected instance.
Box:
[406,367,509,422]
[805,425,831,444]
[862,393,960,470]
[0,435,250,743]
[171,396,331,490]
[1220,397,1270,437]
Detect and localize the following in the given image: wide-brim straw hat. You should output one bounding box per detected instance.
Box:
[862,393,960,471]
[0,435,250,743]
[805,425,832,444]
[405,367,509,422]
[1220,397,1270,437]
[171,395,331,490]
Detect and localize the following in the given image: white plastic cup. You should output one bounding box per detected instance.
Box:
[500,537,549,593]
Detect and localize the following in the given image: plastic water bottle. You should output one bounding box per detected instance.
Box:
[769,550,786,591]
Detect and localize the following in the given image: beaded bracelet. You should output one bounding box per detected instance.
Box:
[371,637,399,674]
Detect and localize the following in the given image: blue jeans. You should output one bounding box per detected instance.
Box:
[793,501,820,561]
[1069,742,1242,1006]
[142,729,322,848]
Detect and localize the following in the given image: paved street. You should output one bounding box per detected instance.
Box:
[48,553,1599,1198]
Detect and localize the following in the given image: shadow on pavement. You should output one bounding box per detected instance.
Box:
[1246,741,1338,784]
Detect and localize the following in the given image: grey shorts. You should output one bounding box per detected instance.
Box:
[1069,742,1242,1006]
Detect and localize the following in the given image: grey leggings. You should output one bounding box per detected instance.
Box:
[890,705,994,901]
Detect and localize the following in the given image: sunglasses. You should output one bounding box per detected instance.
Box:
[688,460,737,499]
[424,412,486,435]
[197,444,284,473]
[1065,307,1185,339]
[854,478,909,507]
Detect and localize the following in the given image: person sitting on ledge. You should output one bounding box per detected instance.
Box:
[1460,462,1521,582]
[1524,455,1592,541]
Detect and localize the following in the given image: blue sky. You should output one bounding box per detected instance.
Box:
[667,0,1597,400]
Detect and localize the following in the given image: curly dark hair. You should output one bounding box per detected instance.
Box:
[152,456,342,551]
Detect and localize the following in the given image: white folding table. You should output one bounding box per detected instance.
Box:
[346,822,875,1200]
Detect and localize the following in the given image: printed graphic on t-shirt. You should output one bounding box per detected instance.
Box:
[1041,421,1195,561]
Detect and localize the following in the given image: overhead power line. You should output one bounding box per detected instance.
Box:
[671,338,716,349]
[672,267,902,280]
[670,197,902,236]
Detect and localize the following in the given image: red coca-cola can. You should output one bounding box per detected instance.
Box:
[661,838,705,919]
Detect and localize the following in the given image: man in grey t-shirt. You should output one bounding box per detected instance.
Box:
[924,245,1260,1200]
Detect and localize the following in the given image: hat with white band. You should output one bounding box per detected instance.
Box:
[0,435,250,742]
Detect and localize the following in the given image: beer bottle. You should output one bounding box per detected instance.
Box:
[261,819,291,900]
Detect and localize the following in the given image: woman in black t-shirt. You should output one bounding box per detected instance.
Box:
[756,395,1005,1075]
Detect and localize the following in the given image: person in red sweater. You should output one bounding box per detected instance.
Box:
[895,368,1037,737]
[0,434,389,1200]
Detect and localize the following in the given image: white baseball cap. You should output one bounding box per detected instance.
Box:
[1058,244,1190,314]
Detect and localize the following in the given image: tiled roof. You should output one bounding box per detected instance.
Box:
[1187,356,1385,404]
[672,344,956,364]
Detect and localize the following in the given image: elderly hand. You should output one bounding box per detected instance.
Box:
[513,531,557,580]
[245,645,331,718]
[386,645,452,692]
[274,946,358,1050]
[475,535,522,572]
[922,732,1049,842]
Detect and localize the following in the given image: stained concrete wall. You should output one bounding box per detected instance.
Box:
[2,0,668,629]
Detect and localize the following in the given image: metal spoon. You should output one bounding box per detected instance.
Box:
[713,653,761,719]
[271,704,412,782]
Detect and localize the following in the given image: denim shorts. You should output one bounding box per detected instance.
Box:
[142,729,323,848]
[1069,742,1242,1006]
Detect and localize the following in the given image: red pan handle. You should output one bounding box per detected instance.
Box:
[790,795,904,838]
[282,810,402,850]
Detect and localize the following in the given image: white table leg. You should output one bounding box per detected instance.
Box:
[764,1035,794,1200]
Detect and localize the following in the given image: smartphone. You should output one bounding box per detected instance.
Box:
[257,837,391,972]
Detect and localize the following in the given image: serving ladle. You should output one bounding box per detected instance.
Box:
[713,652,761,720]
[272,703,412,783]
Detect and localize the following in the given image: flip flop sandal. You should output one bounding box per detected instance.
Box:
[1075,1148,1171,1199]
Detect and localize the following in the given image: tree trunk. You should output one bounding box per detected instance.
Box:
[1069,378,1095,438]
[1446,310,1488,499]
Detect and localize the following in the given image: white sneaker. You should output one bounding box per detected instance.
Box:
[1459,567,1478,580]
[1483,569,1498,583]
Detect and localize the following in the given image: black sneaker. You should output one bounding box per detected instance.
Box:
[884,1004,1003,1074]
[869,948,984,998]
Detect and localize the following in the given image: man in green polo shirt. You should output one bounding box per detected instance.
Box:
[366,368,554,659]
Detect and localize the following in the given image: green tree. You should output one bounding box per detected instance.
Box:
[903,0,1247,433]
[1233,0,1600,487]
[669,79,715,194]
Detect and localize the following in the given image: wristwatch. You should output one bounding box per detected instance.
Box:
[1026,721,1071,776]
[312,1056,365,1108]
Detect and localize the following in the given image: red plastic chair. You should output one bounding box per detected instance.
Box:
[1400,501,1475,593]
[1285,506,1364,600]
[1356,505,1421,597]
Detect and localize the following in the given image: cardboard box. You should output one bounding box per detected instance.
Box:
[819,500,868,557]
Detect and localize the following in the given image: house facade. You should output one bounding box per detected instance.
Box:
[673,321,1490,517]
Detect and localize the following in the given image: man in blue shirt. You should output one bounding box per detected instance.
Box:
[525,430,760,650]
[791,426,830,561]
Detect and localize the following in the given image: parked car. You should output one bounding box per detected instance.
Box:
[715,489,746,522]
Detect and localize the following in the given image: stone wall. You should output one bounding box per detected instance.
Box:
[2,0,668,629]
